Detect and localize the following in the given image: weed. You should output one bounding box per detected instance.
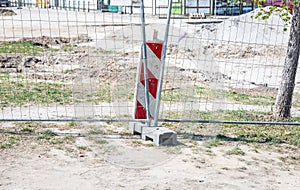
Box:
[144,143,155,147]
[0,135,20,149]
[37,130,56,140]
[77,146,89,150]
[95,138,108,145]
[88,128,105,135]
[65,147,74,152]
[162,122,173,127]
[184,138,198,146]
[62,45,77,53]
[68,122,77,127]
[226,147,245,156]
[204,148,216,156]
[132,139,142,144]
[63,135,76,142]
[50,138,64,144]
[21,127,34,133]
[203,138,223,148]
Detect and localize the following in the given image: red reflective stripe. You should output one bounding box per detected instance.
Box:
[135,42,162,120]
[140,63,158,98]
[135,101,146,119]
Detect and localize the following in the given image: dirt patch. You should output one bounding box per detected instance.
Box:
[204,44,287,59]
[20,35,93,48]
[0,9,17,17]
[0,122,299,189]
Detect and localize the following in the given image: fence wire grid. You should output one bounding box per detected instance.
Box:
[0,5,299,125]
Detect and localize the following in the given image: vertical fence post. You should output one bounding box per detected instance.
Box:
[88,1,90,12]
[73,0,75,11]
[83,0,85,11]
[153,0,173,127]
[78,1,80,11]
[140,0,151,127]
[69,0,71,10]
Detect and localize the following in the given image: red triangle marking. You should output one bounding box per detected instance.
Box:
[146,42,163,60]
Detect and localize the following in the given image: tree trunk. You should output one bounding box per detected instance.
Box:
[274,2,300,119]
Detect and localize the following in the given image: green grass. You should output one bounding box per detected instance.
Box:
[162,88,194,101]
[0,123,78,150]
[224,91,275,106]
[0,72,9,80]
[221,124,300,146]
[0,135,20,149]
[0,80,73,107]
[163,110,300,147]
[162,85,275,106]
[163,109,268,121]
[0,41,46,54]
[93,82,112,103]
[0,76,134,106]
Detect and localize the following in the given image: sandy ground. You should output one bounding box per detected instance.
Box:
[0,122,299,190]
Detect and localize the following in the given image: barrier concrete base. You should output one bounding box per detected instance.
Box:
[129,122,177,146]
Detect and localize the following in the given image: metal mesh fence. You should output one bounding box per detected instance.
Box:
[0,5,299,124]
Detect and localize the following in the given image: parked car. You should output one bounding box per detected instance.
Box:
[215,1,257,15]
[0,0,11,7]
[215,1,240,15]
[215,1,227,15]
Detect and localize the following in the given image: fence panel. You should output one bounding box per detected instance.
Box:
[161,9,294,124]
[0,7,144,121]
[0,6,299,124]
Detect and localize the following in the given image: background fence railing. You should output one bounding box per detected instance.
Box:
[0,6,299,125]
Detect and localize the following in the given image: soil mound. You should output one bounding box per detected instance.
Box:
[0,9,17,16]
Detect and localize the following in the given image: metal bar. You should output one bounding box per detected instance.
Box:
[1,118,300,126]
[140,0,151,126]
[160,119,300,126]
[0,118,148,122]
[153,0,173,127]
